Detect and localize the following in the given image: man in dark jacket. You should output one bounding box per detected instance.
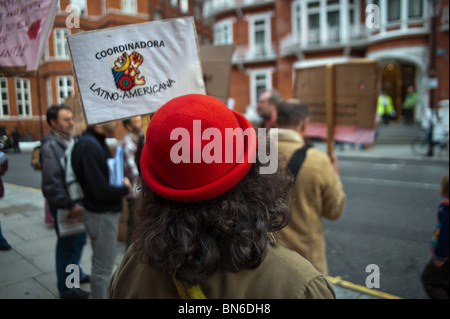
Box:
[40,105,90,299]
[72,121,130,299]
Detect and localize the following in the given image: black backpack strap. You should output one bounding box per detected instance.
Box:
[287,145,310,180]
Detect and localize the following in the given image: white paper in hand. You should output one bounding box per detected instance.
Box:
[57,209,86,237]
[108,145,124,186]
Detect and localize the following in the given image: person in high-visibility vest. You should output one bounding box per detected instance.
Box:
[402,85,418,125]
[377,91,396,125]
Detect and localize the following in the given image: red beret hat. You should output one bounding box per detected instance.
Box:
[140,94,257,202]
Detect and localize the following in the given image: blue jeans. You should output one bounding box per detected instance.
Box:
[0,221,10,248]
[49,204,88,295]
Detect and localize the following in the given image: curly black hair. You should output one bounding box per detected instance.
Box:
[132,158,293,286]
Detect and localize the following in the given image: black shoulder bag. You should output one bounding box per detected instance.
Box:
[287,145,310,180]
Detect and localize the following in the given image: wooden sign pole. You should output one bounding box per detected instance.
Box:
[326,64,335,159]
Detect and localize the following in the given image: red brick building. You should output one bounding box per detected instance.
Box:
[1,0,448,142]
[0,0,213,141]
[203,0,449,130]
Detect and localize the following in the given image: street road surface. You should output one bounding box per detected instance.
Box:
[324,157,448,299]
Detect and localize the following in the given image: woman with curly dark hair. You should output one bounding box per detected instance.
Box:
[109,94,335,299]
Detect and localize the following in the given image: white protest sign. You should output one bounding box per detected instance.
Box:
[67,17,206,125]
[0,0,57,75]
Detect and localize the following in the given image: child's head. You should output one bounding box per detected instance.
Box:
[440,173,449,198]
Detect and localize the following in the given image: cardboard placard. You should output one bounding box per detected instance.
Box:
[199,44,235,105]
[295,59,380,129]
[67,17,206,125]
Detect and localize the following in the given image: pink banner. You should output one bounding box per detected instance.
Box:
[0,0,57,73]
[306,122,376,145]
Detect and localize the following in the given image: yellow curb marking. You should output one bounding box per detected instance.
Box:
[5,182,42,193]
[327,276,403,299]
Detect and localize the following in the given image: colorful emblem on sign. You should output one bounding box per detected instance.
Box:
[111,52,146,91]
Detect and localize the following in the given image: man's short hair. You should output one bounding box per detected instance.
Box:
[46,105,72,126]
[268,89,282,106]
[277,100,310,128]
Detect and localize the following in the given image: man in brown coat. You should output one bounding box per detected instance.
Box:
[273,99,346,275]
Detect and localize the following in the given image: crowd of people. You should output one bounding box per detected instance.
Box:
[0,90,448,299]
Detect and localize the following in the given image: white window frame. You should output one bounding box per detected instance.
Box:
[70,0,87,15]
[122,0,137,14]
[0,77,10,117]
[247,12,273,57]
[47,78,53,107]
[57,76,74,105]
[180,0,189,14]
[213,19,234,45]
[368,0,428,35]
[249,69,273,107]
[15,78,32,117]
[306,0,321,44]
[44,42,50,61]
[291,1,302,43]
[54,28,70,59]
[293,0,361,46]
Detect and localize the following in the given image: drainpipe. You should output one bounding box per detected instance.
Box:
[427,0,441,157]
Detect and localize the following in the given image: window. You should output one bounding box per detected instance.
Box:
[254,19,267,55]
[15,78,32,117]
[328,11,339,27]
[0,78,9,117]
[153,11,162,21]
[214,20,233,45]
[308,13,319,29]
[171,0,178,8]
[54,28,70,59]
[308,13,320,44]
[293,2,302,39]
[408,0,423,18]
[255,73,268,100]
[57,76,74,104]
[250,70,272,106]
[387,0,401,22]
[180,0,188,14]
[70,0,87,15]
[327,10,340,42]
[249,15,271,57]
[122,0,137,14]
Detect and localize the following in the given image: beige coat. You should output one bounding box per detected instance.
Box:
[109,240,336,299]
[273,129,346,275]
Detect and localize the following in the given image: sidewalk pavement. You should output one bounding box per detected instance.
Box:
[313,141,449,163]
[1,182,398,300]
